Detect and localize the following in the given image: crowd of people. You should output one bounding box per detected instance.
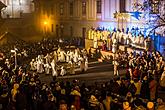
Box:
[87,27,152,53]
[0,35,164,110]
[0,49,164,110]
[29,47,88,77]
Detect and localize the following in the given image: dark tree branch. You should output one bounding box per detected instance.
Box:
[149,24,165,35]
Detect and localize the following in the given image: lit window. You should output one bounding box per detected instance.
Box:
[120,0,126,12]
[97,0,101,14]
[82,1,86,15]
[70,2,73,16]
[60,3,64,15]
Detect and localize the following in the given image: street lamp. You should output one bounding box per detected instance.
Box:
[44,21,48,25]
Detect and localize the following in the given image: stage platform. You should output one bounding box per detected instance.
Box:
[89,45,145,60]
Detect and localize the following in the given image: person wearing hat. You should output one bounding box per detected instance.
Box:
[60,66,66,76]
[140,76,150,100]
[123,101,131,110]
[30,59,37,71]
[113,59,119,76]
[125,92,134,104]
[102,92,112,110]
[70,88,81,110]
[88,95,100,110]
[110,98,122,110]
[156,98,165,110]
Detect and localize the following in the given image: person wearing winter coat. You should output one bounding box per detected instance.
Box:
[160,67,165,90]
[149,76,157,101]
[140,76,150,100]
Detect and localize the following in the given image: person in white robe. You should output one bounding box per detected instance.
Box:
[60,66,66,76]
[36,55,44,74]
[74,49,79,63]
[119,31,123,44]
[5,59,11,70]
[123,33,128,45]
[97,31,101,41]
[30,59,37,71]
[91,30,94,39]
[69,50,74,60]
[140,36,144,48]
[128,32,132,45]
[116,31,120,41]
[107,37,112,51]
[132,36,136,47]
[112,37,117,53]
[44,63,51,75]
[111,31,116,42]
[113,60,119,76]
[59,50,66,62]
[45,53,51,64]
[66,51,70,63]
[136,36,140,47]
[54,51,58,63]
[145,37,151,51]
[21,49,28,57]
[79,56,85,73]
[51,59,58,77]
[93,33,98,48]
[57,47,61,62]
[84,57,88,72]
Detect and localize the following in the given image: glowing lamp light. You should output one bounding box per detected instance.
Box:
[44,21,48,25]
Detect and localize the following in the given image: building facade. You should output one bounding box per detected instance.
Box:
[0,0,34,18]
[34,0,146,38]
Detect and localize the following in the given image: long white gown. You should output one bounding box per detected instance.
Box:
[93,36,98,48]
[37,58,44,74]
[44,63,51,74]
[30,59,36,71]
[60,66,66,76]
[84,58,88,71]
[74,50,79,63]
[66,51,70,63]
[59,51,66,62]
[51,59,58,77]
[112,38,117,53]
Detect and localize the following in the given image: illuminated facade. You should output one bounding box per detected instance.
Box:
[34,0,147,38]
[0,0,34,18]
